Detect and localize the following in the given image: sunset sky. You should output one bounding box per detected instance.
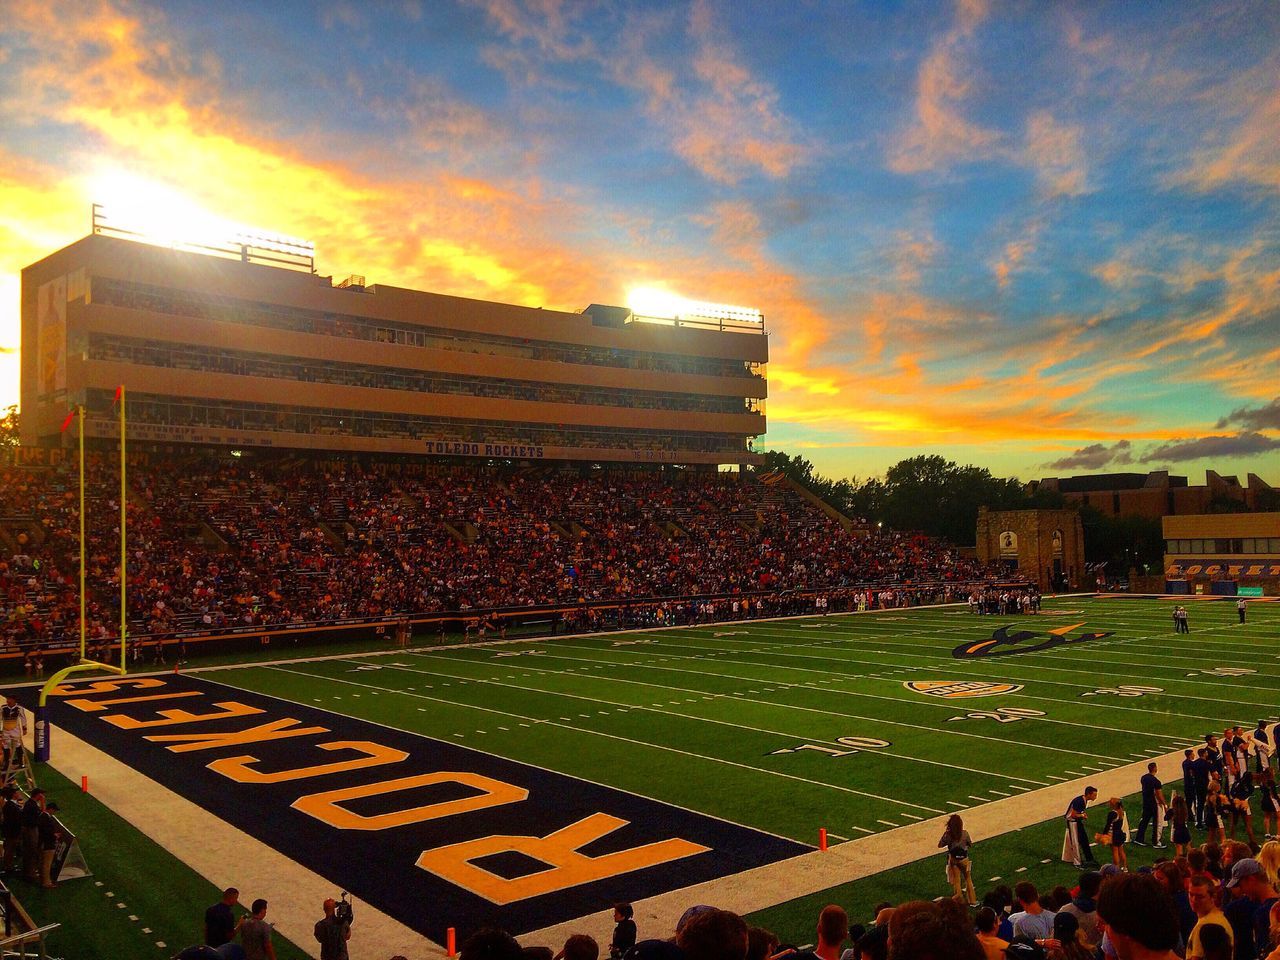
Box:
[1,0,1277,483]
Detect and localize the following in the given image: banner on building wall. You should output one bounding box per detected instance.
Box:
[1165,559,1280,578]
[37,275,67,395]
[998,531,1018,557]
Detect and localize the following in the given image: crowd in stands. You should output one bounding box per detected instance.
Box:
[179,844,1280,960]
[1,456,1017,660]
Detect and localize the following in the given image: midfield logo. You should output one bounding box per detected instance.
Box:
[952,622,1114,659]
[904,680,1024,699]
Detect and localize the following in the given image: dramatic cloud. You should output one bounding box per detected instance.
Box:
[1045,440,1133,471]
[1216,396,1280,431]
[1022,111,1089,199]
[1,1,1277,483]
[1141,432,1280,463]
[888,0,1000,174]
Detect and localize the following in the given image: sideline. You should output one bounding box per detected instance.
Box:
[522,747,1189,951]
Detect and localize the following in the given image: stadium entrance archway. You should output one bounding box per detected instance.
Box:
[976,507,1085,591]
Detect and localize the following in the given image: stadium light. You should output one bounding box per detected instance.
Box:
[87,169,315,271]
[627,286,763,325]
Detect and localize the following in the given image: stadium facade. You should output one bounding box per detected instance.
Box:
[21,230,767,466]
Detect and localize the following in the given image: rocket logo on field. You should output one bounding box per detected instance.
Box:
[904,680,1024,699]
[951,623,1114,660]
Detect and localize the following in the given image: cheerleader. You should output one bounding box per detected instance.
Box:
[1262,768,1280,841]
[1100,797,1130,871]
[1231,769,1261,847]
[1204,783,1226,846]
[1170,792,1193,857]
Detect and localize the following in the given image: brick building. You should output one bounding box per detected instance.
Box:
[1027,470,1274,520]
[976,507,1085,591]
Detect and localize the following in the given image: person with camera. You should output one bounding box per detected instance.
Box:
[314,897,351,960]
[938,814,977,905]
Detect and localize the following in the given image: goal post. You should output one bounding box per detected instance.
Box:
[35,387,128,763]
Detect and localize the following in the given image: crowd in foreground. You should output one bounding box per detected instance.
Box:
[176,850,1280,960]
[2,457,1016,656]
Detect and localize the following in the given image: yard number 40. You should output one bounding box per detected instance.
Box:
[769,736,891,758]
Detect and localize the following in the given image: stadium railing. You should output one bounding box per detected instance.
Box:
[3,578,1032,667]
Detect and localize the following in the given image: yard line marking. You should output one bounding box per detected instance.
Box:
[563,636,1242,732]
[827,833,850,842]
[900,813,923,821]
[653,632,1278,714]
[947,801,968,808]
[853,826,875,834]
[989,877,1002,882]
[1041,859,1052,864]
[969,795,990,802]
[877,819,898,827]
[1015,866,1027,873]
[989,790,1011,797]
[390,655,1045,785]
[476,646,1138,764]
[259,665,945,814]
[550,647,1198,752]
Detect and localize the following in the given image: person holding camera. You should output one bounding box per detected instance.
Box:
[314,898,351,960]
[938,814,977,905]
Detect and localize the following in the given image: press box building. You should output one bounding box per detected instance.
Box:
[21,226,767,467]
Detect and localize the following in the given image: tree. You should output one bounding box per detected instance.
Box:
[761,449,1066,545]
[0,405,17,449]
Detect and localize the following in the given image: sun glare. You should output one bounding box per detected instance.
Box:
[86,169,235,247]
[627,285,687,320]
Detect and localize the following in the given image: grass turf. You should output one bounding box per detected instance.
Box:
[205,597,1280,843]
[32,595,1280,950]
[19,763,312,960]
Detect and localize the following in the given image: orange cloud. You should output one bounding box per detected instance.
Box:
[1023,110,1089,198]
[888,0,1000,175]
[1175,76,1280,193]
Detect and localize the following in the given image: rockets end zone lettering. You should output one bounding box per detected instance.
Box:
[1165,559,1280,578]
[35,675,804,943]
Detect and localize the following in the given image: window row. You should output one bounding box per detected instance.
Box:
[84,389,751,456]
[86,335,764,416]
[91,277,763,381]
[1166,538,1280,555]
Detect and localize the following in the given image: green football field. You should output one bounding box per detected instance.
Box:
[202,596,1280,845]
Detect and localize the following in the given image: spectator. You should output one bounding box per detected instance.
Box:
[205,888,240,948]
[556,935,599,960]
[462,930,525,960]
[19,787,42,882]
[745,928,780,960]
[1187,873,1232,960]
[238,898,276,960]
[1,785,21,874]
[885,899,983,960]
[1053,912,1091,960]
[791,905,847,960]
[676,909,749,960]
[974,907,1008,960]
[1058,871,1102,946]
[1225,857,1280,958]
[612,903,637,960]
[851,926,887,960]
[36,799,60,889]
[1010,882,1057,942]
[1096,872,1182,960]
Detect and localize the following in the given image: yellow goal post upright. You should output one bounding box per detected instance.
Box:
[35,386,128,763]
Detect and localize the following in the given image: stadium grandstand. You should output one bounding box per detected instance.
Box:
[7,226,1014,666]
